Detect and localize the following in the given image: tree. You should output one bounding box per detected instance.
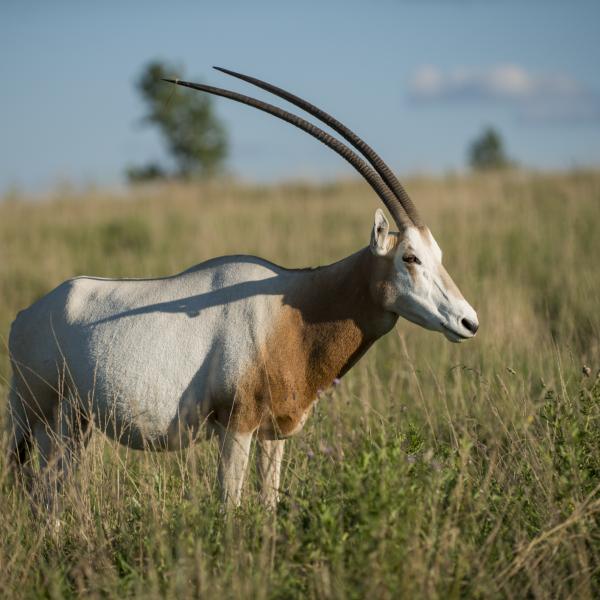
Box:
[128,61,228,181]
[468,127,512,171]
[125,162,167,183]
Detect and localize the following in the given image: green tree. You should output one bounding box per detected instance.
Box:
[468,127,512,171]
[128,61,228,181]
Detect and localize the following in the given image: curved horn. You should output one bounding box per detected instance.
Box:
[162,78,411,230]
[213,66,422,227]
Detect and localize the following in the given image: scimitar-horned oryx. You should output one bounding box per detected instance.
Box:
[7,67,478,509]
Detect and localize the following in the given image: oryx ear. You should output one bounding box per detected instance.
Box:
[370,209,390,256]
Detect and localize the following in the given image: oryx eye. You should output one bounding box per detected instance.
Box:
[403,254,421,265]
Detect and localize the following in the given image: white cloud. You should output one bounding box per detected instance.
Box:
[408,64,600,123]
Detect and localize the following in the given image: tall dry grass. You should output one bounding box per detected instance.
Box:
[0,170,599,598]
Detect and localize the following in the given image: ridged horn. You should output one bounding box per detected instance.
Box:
[213,66,422,227]
[162,78,411,230]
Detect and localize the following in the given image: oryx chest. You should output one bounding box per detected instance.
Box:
[229,306,365,438]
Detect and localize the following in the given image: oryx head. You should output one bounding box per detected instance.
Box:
[370,209,478,342]
[166,67,478,342]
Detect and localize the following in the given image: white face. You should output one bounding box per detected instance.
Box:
[371,210,479,343]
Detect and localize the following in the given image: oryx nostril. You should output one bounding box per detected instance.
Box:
[461,318,479,334]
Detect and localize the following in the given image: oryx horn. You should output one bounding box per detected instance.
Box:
[212,67,422,227]
[162,77,412,230]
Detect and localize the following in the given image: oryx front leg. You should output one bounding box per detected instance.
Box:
[256,439,285,509]
[217,428,253,508]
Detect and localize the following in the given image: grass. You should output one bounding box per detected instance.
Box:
[0,170,599,598]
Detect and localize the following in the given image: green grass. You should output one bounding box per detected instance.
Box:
[1,171,599,598]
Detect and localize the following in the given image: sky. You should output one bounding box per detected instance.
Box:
[1,0,599,194]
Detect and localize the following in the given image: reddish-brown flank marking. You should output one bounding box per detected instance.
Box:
[223,248,398,437]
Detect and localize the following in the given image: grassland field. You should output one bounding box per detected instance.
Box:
[0,170,599,599]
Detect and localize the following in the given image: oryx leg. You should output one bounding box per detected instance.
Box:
[256,439,285,508]
[32,396,91,515]
[217,427,253,508]
[7,372,55,478]
[6,382,34,475]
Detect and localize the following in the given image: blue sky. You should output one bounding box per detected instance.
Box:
[1,0,599,193]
